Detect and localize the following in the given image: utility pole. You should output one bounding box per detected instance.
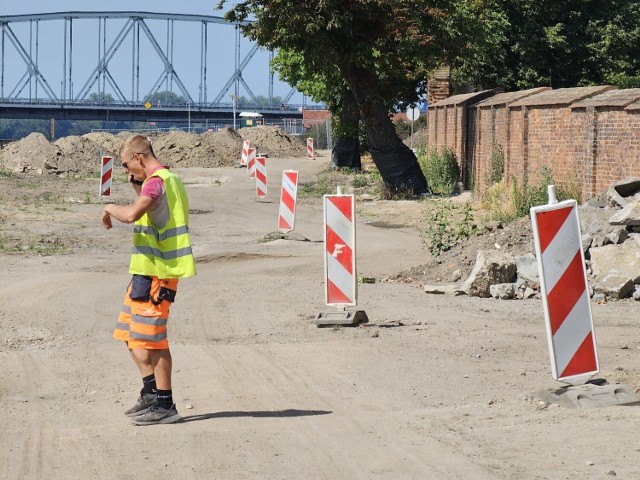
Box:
[230,94,239,130]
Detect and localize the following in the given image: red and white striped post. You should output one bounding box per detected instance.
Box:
[323,192,357,306]
[278,170,298,232]
[246,148,256,178]
[531,186,599,385]
[307,137,314,160]
[240,139,251,166]
[255,156,267,199]
[99,155,113,197]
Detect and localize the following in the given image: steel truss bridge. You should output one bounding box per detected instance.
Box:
[0,11,304,127]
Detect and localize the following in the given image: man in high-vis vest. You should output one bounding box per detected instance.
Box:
[101,134,196,425]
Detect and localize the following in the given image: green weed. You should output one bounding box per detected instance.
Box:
[351,175,369,188]
[420,147,460,195]
[425,201,478,257]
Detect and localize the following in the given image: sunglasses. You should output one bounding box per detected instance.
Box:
[122,152,144,170]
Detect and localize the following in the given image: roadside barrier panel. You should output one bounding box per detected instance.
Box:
[307,137,314,160]
[100,155,113,197]
[323,193,357,306]
[531,192,599,385]
[240,139,250,166]
[246,148,256,178]
[278,170,298,232]
[255,156,267,198]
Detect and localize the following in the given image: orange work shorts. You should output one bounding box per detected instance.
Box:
[113,276,178,350]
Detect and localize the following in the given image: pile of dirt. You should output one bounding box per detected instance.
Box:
[82,131,122,158]
[149,128,244,168]
[0,127,303,176]
[395,196,617,288]
[0,132,60,174]
[395,216,535,284]
[238,125,306,157]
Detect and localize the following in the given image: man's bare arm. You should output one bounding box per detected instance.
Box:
[102,195,154,229]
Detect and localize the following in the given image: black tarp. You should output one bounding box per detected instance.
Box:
[331,138,361,170]
[370,144,429,194]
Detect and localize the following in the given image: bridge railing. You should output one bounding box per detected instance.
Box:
[0,96,315,112]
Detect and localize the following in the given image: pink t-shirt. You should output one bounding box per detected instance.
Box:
[140,166,170,229]
[140,165,168,201]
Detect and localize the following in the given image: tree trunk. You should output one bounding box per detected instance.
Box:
[331,138,361,170]
[331,92,361,170]
[347,68,429,195]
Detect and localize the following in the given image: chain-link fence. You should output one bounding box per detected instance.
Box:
[305,120,333,150]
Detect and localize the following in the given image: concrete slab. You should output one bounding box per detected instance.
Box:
[315,310,369,327]
[536,382,640,409]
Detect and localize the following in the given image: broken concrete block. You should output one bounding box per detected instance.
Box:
[490,283,516,299]
[590,241,640,285]
[593,274,634,300]
[515,254,539,284]
[609,201,640,226]
[462,250,517,298]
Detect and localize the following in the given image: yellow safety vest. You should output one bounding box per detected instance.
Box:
[129,169,196,278]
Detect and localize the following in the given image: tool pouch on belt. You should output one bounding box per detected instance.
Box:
[155,284,177,304]
[129,274,152,301]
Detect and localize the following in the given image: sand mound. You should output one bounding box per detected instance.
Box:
[150,128,242,168]
[238,126,306,158]
[52,136,104,177]
[0,132,59,174]
[0,127,305,176]
[82,132,121,158]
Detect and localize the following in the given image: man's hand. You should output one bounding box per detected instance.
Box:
[130,175,144,186]
[101,207,113,230]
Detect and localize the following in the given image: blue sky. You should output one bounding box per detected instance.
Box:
[1,1,307,104]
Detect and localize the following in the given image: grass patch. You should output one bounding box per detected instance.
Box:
[299,169,378,197]
[0,233,69,256]
[482,166,582,222]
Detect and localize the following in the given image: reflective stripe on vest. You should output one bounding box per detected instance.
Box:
[129,169,196,278]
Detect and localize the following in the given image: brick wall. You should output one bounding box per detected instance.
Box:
[427,86,640,201]
[427,66,452,106]
[593,107,640,193]
[303,109,331,129]
[426,90,494,188]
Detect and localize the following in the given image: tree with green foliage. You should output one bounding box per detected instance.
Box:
[0,119,48,140]
[219,0,459,193]
[144,90,188,106]
[272,49,362,170]
[451,1,640,90]
[236,94,283,108]
[88,92,115,104]
[218,0,506,193]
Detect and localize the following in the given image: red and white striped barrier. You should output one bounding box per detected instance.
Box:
[531,196,599,385]
[307,137,314,159]
[240,139,251,166]
[99,155,113,197]
[255,156,267,198]
[278,170,298,232]
[323,194,357,306]
[246,148,256,178]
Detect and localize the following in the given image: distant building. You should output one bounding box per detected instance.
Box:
[303,109,331,129]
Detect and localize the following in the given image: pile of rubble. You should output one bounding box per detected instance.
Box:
[422,178,640,301]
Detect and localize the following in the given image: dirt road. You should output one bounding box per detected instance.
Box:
[2,153,640,479]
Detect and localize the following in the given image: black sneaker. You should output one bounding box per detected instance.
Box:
[131,403,181,426]
[124,393,157,417]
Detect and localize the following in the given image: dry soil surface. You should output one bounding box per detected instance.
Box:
[2,145,640,479]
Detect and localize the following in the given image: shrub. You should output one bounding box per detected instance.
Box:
[488,141,504,186]
[421,147,460,195]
